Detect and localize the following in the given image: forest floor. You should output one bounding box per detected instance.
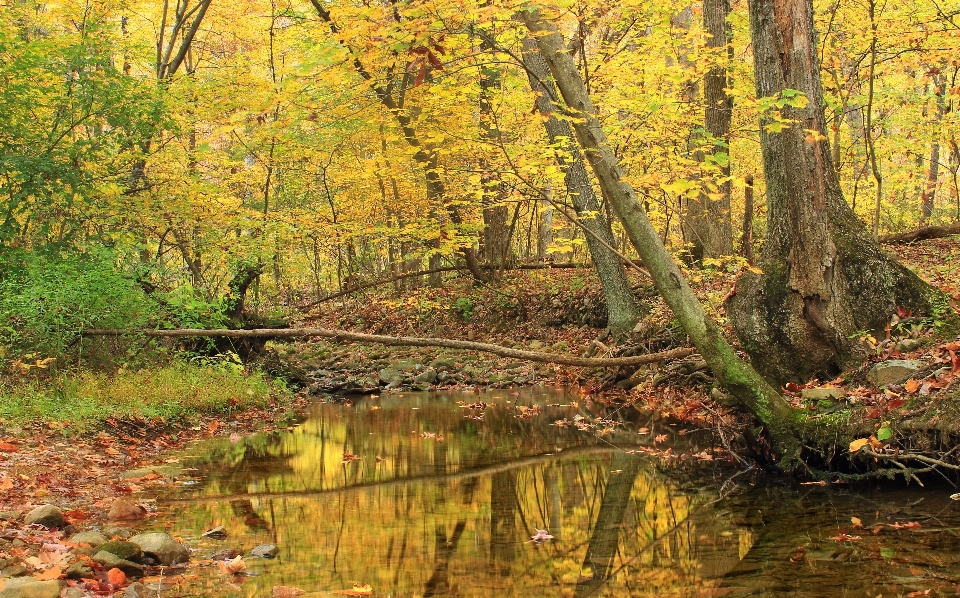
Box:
[0,239,959,595]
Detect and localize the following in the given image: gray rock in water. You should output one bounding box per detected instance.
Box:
[0,578,65,598]
[97,541,142,562]
[201,525,227,539]
[123,583,152,598]
[208,548,242,561]
[23,505,65,529]
[63,587,86,598]
[100,526,132,540]
[249,544,279,558]
[68,530,109,548]
[64,563,93,580]
[91,551,144,576]
[107,499,145,522]
[414,368,437,385]
[867,360,921,386]
[128,532,190,566]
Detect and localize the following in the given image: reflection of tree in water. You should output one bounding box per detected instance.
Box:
[491,470,518,575]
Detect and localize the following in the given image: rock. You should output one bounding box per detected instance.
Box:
[128,532,190,566]
[63,588,86,598]
[414,368,437,385]
[0,512,19,521]
[23,505,64,529]
[429,359,455,372]
[0,566,27,579]
[97,541,142,562]
[0,578,64,598]
[250,544,279,559]
[64,563,94,579]
[107,500,145,522]
[68,530,108,547]
[896,338,922,352]
[91,551,144,576]
[378,367,403,387]
[208,549,242,561]
[800,387,846,402]
[201,526,227,539]
[123,583,152,598]
[867,360,921,386]
[100,526,132,540]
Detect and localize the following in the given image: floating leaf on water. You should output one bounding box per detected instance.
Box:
[530,529,554,543]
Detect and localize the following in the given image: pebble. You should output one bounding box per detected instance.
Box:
[23,505,64,529]
[0,578,64,598]
[250,544,279,558]
[128,532,190,566]
[107,499,145,522]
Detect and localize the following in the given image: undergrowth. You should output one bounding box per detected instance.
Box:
[0,362,288,432]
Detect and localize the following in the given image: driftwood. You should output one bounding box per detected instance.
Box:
[879,222,960,244]
[304,262,588,308]
[82,327,696,367]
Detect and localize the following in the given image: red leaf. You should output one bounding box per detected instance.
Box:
[0,441,20,452]
[865,409,882,420]
[888,399,905,409]
[950,350,959,372]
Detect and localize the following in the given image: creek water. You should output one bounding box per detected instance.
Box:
[147,388,960,597]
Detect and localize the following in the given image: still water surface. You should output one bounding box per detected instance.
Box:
[150,388,960,597]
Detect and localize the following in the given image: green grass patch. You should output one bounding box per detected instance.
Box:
[0,362,289,432]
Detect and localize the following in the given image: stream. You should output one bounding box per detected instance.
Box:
[142,388,960,597]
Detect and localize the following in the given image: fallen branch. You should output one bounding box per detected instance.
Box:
[879,222,960,244]
[82,327,697,367]
[303,262,589,308]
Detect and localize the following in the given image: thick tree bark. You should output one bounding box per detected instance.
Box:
[520,7,800,461]
[727,0,940,385]
[684,1,735,262]
[479,25,513,272]
[521,36,644,339]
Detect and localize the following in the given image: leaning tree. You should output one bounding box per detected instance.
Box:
[727,0,944,385]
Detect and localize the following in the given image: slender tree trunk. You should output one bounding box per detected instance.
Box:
[520,7,801,461]
[521,36,644,339]
[727,0,940,384]
[478,21,512,273]
[684,1,735,262]
[741,174,755,264]
[920,71,947,224]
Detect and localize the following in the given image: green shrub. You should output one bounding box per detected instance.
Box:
[0,249,156,361]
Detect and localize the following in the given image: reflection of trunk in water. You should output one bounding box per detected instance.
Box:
[229,499,270,532]
[423,521,467,597]
[490,470,519,576]
[575,453,643,598]
[543,465,563,541]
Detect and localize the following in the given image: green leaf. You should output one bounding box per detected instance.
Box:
[877,426,893,441]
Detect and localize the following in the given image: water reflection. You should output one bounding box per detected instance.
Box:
[149,388,960,597]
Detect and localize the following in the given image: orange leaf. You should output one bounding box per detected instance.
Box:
[217,556,246,574]
[107,568,126,586]
[904,379,920,393]
[33,566,62,581]
[0,441,19,452]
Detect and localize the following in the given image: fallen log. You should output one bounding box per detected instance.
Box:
[82,327,696,367]
[879,222,960,244]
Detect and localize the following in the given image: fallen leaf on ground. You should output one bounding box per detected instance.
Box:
[0,441,19,452]
[888,521,921,530]
[32,566,62,581]
[851,517,863,528]
[849,438,869,452]
[830,534,862,542]
[107,568,126,586]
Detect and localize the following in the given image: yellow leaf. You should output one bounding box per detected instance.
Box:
[849,438,869,453]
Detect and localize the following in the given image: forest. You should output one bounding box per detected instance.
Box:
[2,0,960,472]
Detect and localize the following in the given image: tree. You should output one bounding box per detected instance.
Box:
[519,5,800,460]
[726,0,943,385]
[519,35,644,339]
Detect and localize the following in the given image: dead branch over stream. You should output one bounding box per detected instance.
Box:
[81,327,696,367]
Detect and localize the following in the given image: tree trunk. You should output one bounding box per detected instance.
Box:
[920,71,947,224]
[520,7,801,461]
[727,0,940,385]
[521,35,644,339]
[479,24,513,272]
[682,2,735,262]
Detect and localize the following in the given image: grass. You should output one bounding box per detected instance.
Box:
[0,362,289,431]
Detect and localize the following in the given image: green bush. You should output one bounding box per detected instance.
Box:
[0,249,156,360]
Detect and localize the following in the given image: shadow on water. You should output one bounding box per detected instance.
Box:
[148,387,960,597]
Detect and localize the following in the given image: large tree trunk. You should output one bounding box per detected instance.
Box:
[479,25,513,272]
[520,7,801,461]
[521,36,644,339]
[727,0,939,385]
